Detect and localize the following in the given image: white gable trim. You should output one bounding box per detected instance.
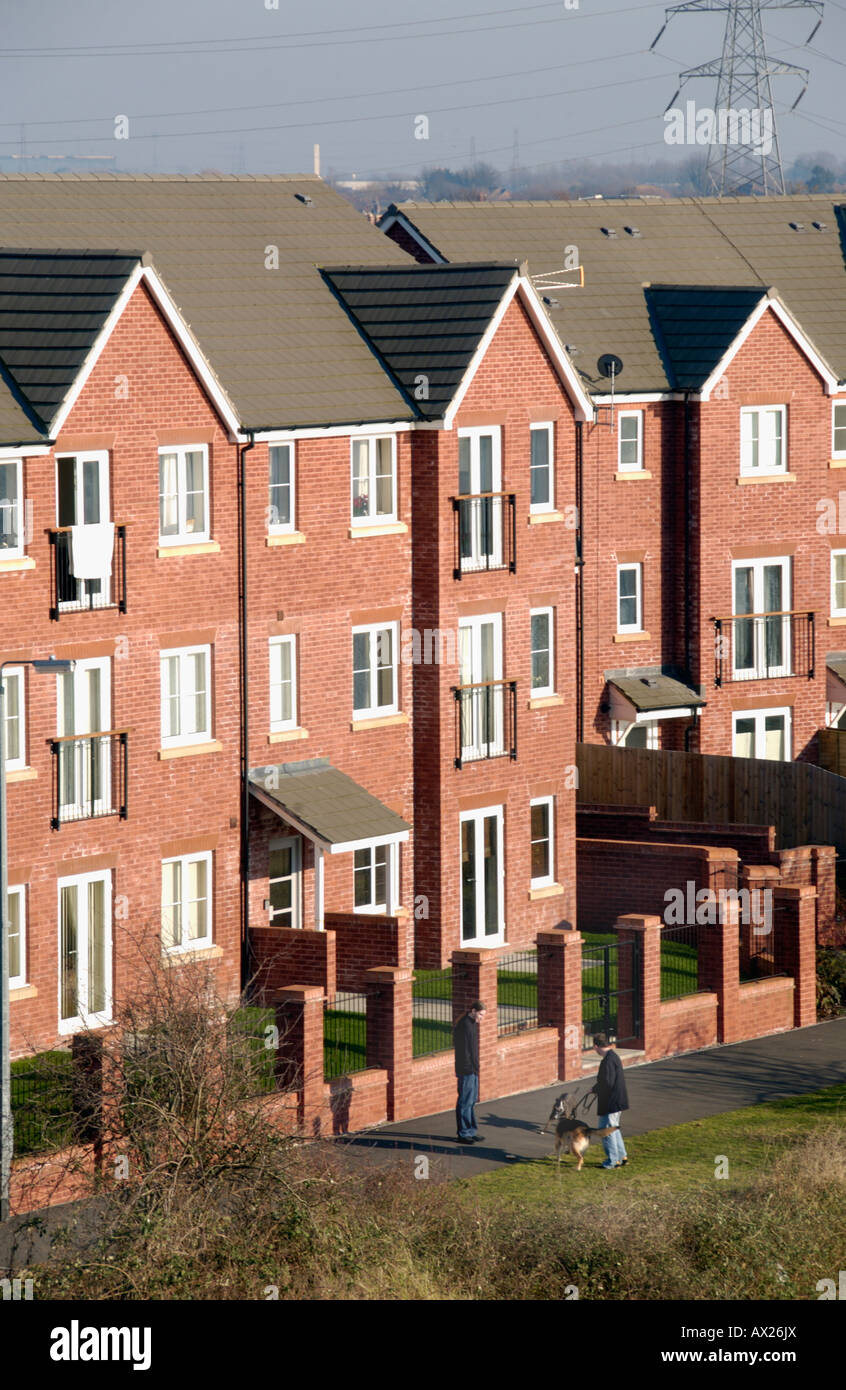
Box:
[379,212,446,265]
[443,275,594,428]
[698,294,838,401]
[49,262,242,440]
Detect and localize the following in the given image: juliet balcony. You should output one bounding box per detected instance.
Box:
[452,493,516,578]
[452,680,517,768]
[49,525,127,620]
[711,611,815,686]
[50,731,129,828]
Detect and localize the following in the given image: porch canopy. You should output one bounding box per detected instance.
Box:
[606,669,706,733]
[249,757,410,929]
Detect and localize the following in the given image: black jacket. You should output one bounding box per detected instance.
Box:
[595,1048,629,1114]
[454,1014,479,1076]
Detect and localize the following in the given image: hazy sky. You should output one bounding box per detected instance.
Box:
[1,0,844,177]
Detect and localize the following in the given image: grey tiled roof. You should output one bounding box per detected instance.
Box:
[322,262,520,419]
[645,285,767,390]
[385,195,846,392]
[0,373,43,443]
[0,175,414,430]
[607,672,706,712]
[249,758,410,847]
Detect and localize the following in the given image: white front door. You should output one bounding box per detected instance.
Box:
[56,451,111,608]
[458,614,504,760]
[732,557,791,679]
[460,806,505,946]
[269,837,301,928]
[58,658,111,819]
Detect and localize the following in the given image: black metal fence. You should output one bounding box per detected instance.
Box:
[51,731,129,828]
[660,924,702,1000]
[324,993,368,1079]
[581,935,642,1049]
[11,1050,75,1156]
[49,525,127,620]
[453,680,517,768]
[412,968,453,1057]
[227,1008,278,1096]
[711,610,815,686]
[453,493,516,578]
[496,950,538,1036]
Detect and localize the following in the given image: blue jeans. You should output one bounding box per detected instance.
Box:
[456,1073,479,1137]
[599,1112,627,1165]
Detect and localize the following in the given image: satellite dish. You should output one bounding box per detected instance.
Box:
[597,354,624,379]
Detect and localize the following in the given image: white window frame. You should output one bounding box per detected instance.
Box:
[268,836,302,928]
[458,612,505,760]
[732,706,792,762]
[269,635,297,732]
[161,851,213,953]
[2,666,25,772]
[617,411,643,471]
[8,884,26,989]
[459,805,505,947]
[57,656,112,819]
[353,841,399,914]
[0,457,24,558]
[832,402,846,459]
[529,422,555,513]
[58,869,112,1033]
[530,796,555,889]
[268,442,295,534]
[160,645,212,748]
[158,444,210,545]
[832,550,846,618]
[617,562,643,634]
[739,405,787,477]
[350,435,397,525]
[530,607,555,697]
[352,621,399,718]
[731,555,791,680]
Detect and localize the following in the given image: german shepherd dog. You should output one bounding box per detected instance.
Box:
[544,1092,620,1171]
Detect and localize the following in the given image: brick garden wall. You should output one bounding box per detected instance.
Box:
[577,838,739,931]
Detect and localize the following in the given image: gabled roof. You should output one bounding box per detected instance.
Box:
[383,195,846,394]
[0,175,414,430]
[645,285,767,391]
[0,373,43,444]
[321,262,520,419]
[249,758,410,852]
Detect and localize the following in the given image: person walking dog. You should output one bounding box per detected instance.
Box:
[591,1032,629,1169]
[454,1002,486,1143]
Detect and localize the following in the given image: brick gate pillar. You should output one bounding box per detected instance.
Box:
[537,929,583,1081]
[699,894,741,1043]
[365,965,414,1121]
[451,947,501,1102]
[273,985,325,1136]
[615,914,662,1058]
[772,884,817,1028]
[810,846,836,946]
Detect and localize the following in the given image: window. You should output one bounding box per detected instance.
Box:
[161,852,212,951]
[833,551,846,617]
[460,806,504,945]
[2,666,25,771]
[8,885,26,989]
[58,870,111,1031]
[732,557,791,679]
[351,436,396,523]
[733,708,791,761]
[160,646,211,747]
[458,427,502,570]
[530,797,554,887]
[617,412,643,471]
[459,614,504,759]
[740,406,786,476]
[0,458,23,556]
[832,403,846,458]
[612,720,658,749]
[352,623,398,717]
[530,423,554,511]
[269,837,301,928]
[617,563,642,633]
[353,842,398,913]
[269,635,297,731]
[268,443,294,532]
[530,608,554,696]
[158,445,209,544]
[57,658,112,819]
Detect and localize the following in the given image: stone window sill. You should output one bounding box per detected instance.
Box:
[268,728,309,743]
[350,711,409,732]
[158,740,223,760]
[614,470,652,482]
[830,458,846,469]
[266,531,305,547]
[6,766,38,783]
[529,883,565,901]
[348,521,408,538]
[528,694,564,709]
[736,473,796,485]
[613,631,651,644]
[828,616,846,627]
[10,984,37,1002]
[162,944,223,967]
[0,556,35,573]
[528,510,565,525]
[157,540,221,557]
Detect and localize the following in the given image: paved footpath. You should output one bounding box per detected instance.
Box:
[339,1015,846,1179]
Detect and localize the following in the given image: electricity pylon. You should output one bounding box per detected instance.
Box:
[652,1,824,195]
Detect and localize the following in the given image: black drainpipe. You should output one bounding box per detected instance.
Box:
[575,419,585,743]
[239,430,256,986]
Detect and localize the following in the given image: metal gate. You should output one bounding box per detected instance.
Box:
[582,936,642,1049]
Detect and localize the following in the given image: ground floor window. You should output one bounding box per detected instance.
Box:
[460,805,504,945]
[161,852,212,951]
[530,797,554,887]
[732,707,791,760]
[353,841,398,913]
[58,870,111,1032]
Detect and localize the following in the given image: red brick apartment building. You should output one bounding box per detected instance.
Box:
[382,195,846,766]
[0,176,592,1054]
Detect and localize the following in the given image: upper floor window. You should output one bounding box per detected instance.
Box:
[617,563,642,633]
[530,608,555,696]
[832,551,846,617]
[351,436,396,523]
[161,646,211,747]
[268,443,295,533]
[352,622,398,717]
[159,445,209,544]
[740,406,786,476]
[162,852,212,952]
[7,884,26,989]
[617,412,643,471]
[833,403,846,459]
[0,459,23,556]
[269,635,297,731]
[530,423,554,512]
[2,667,25,771]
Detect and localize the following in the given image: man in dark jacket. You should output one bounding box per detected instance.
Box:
[454,1002,486,1143]
[591,1032,629,1169]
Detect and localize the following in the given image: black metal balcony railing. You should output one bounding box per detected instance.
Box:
[49,525,127,620]
[452,493,516,578]
[452,680,517,768]
[50,731,129,829]
[711,611,815,687]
